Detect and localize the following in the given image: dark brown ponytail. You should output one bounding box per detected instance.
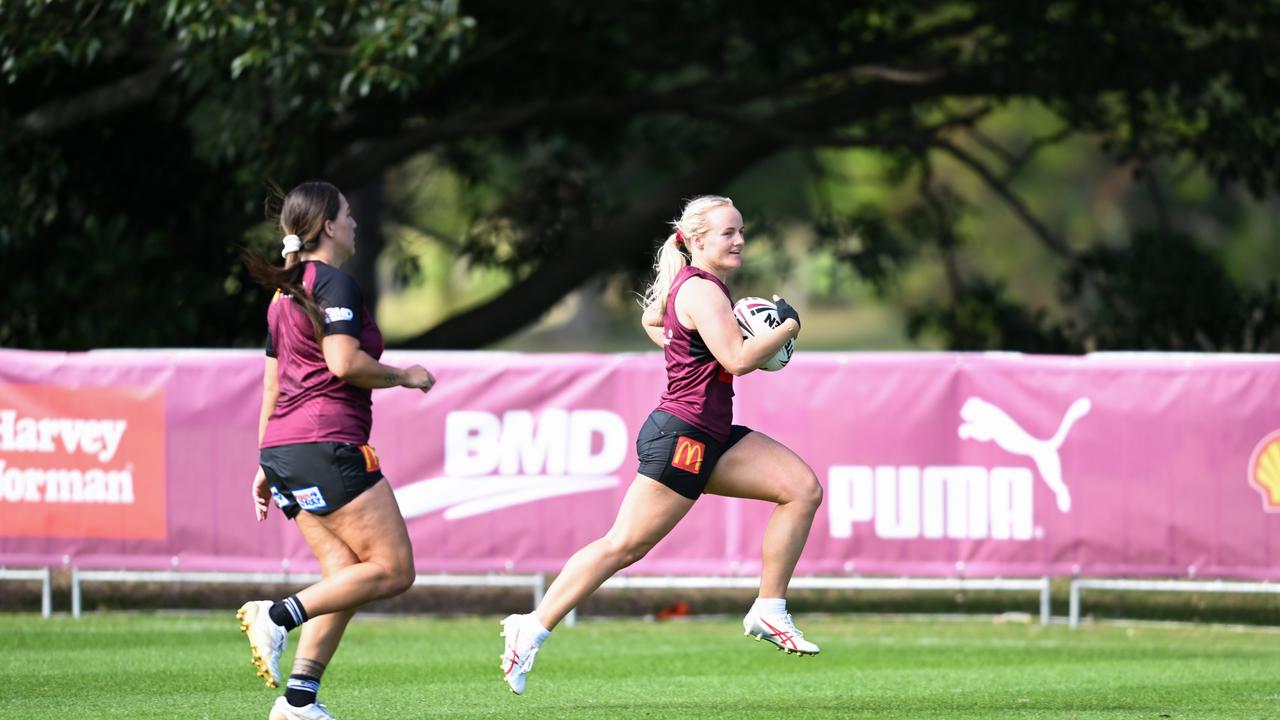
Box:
[243,181,342,342]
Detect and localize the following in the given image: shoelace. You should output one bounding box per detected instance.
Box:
[501,622,541,674]
[759,612,804,637]
[780,613,804,637]
[516,644,539,672]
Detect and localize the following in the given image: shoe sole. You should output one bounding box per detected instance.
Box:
[500,617,525,695]
[745,629,820,656]
[236,603,280,688]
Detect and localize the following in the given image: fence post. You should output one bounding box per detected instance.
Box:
[1039,576,1051,625]
[71,567,82,619]
[41,567,53,618]
[532,573,545,609]
[1068,579,1081,629]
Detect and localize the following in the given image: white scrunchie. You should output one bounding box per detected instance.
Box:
[281,234,302,257]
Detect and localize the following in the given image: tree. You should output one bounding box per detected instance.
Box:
[4,1,1279,350]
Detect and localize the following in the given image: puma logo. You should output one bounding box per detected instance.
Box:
[958,397,1091,513]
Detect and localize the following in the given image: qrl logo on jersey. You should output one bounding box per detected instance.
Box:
[671,436,705,474]
[1248,429,1280,512]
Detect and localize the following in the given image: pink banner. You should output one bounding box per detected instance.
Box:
[2,349,1278,579]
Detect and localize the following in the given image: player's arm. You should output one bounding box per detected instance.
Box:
[316,272,436,392]
[641,304,666,348]
[258,357,278,445]
[255,352,279,521]
[321,335,434,391]
[680,278,798,375]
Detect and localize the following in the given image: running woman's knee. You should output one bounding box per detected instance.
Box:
[804,472,824,508]
[386,555,416,596]
[603,535,656,569]
[785,469,823,511]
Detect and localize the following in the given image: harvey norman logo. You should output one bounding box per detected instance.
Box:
[0,385,166,539]
[0,410,132,502]
[827,397,1091,541]
[394,409,627,520]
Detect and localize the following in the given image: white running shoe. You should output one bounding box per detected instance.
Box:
[237,600,288,688]
[500,614,541,695]
[268,696,335,719]
[743,611,820,656]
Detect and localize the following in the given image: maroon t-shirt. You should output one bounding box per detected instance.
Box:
[260,261,384,448]
[654,266,735,441]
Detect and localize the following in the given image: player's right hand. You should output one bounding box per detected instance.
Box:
[403,365,437,393]
[252,466,272,522]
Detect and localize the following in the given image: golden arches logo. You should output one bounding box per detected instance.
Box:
[671,436,705,474]
[359,444,381,473]
[1248,430,1280,512]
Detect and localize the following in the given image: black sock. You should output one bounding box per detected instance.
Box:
[267,595,307,631]
[284,675,320,707]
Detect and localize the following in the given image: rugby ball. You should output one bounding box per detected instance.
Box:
[732,296,795,372]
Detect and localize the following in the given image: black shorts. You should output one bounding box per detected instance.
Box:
[635,410,752,500]
[259,442,385,519]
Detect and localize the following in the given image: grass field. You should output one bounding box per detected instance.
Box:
[2,612,1278,719]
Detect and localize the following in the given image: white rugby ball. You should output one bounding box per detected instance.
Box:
[732,296,795,372]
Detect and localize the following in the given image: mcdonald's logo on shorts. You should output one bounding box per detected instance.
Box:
[358,444,380,473]
[671,436,705,474]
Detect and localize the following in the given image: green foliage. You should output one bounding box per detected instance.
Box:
[3,1,1279,350]
[1064,230,1280,351]
[1,0,470,349]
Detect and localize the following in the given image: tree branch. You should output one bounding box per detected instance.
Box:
[17,53,176,137]
[931,138,1077,263]
[397,132,782,348]
[919,155,964,302]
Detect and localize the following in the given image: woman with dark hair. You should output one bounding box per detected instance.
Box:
[239,181,435,720]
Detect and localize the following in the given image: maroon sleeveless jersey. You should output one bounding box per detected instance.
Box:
[654,266,735,441]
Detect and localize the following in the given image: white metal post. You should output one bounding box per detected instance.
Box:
[1039,576,1051,625]
[71,567,82,619]
[41,567,52,618]
[1068,579,1081,628]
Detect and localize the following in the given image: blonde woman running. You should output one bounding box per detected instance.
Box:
[500,195,823,695]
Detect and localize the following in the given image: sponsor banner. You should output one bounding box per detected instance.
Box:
[2,349,1280,580]
[0,384,165,539]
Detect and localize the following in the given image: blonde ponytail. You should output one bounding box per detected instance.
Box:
[641,233,688,315]
[640,195,734,315]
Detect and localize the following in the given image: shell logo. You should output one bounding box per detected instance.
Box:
[1248,430,1280,513]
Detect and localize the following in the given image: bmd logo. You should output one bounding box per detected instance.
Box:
[394,409,627,520]
[827,397,1091,541]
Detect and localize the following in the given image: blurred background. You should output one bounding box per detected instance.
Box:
[4,0,1278,354]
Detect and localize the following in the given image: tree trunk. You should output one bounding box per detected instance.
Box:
[347,177,387,312]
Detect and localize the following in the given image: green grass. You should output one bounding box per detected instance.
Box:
[2,613,1278,719]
